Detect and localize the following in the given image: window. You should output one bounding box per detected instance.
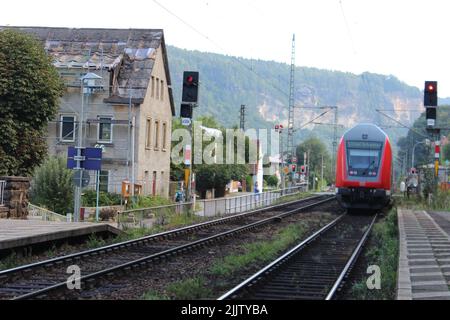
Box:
[151,76,155,98]
[162,122,167,150]
[160,80,164,101]
[0,180,5,206]
[156,78,160,100]
[347,141,382,177]
[146,118,152,149]
[98,170,109,193]
[348,149,381,169]
[152,171,157,196]
[98,117,113,143]
[154,120,160,150]
[60,115,76,142]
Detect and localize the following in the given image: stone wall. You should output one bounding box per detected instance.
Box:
[0,176,31,219]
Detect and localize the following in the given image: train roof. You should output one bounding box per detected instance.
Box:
[342,123,390,143]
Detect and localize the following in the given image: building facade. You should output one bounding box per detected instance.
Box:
[6,27,175,197]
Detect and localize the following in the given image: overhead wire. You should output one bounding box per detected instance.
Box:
[152,0,290,98]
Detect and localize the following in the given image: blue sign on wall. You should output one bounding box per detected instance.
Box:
[67,147,102,171]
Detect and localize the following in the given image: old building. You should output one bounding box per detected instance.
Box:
[5,27,175,197]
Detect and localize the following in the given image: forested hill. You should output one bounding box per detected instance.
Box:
[167,45,425,145]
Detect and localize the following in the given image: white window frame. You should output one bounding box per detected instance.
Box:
[97,116,114,144]
[60,114,76,142]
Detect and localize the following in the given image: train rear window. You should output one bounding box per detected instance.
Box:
[346,141,383,175]
[348,149,380,169]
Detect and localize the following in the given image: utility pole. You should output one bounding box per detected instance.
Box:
[321,154,324,191]
[73,73,102,222]
[307,149,310,192]
[332,106,338,180]
[287,34,296,164]
[181,71,199,205]
[73,80,85,223]
[240,105,246,131]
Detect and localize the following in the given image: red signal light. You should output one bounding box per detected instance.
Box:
[186,75,194,84]
[428,85,435,91]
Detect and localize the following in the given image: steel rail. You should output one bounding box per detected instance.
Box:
[325,213,377,300]
[218,213,377,301]
[11,196,335,300]
[0,194,328,278]
[217,214,345,300]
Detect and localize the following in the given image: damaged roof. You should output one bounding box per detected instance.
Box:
[0,26,175,115]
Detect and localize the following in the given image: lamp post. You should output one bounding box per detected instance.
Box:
[73,72,103,222]
[411,139,430,170]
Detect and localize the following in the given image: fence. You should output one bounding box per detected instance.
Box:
[0,180,5,206]
[117,185,307,229]
[28,203,68,222]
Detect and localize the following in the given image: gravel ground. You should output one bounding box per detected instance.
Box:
[62,201,343,300]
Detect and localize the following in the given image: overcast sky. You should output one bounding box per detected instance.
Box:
[2,0,450,96]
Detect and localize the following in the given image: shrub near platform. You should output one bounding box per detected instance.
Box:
[350,208,399,300]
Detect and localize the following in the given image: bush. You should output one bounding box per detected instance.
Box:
[99,207,117,221]
[30,156,74,214]
[131,195,173,209]
[265,175,279,187]
[82,190,122,207]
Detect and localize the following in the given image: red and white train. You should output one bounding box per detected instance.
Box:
[335,124,392,210]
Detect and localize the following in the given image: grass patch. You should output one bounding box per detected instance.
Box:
[165,277,212,300]
[210,222,307,276]
[142,290,170,300]
[350,208,399,300]
[394,190,450,212]
[272,192,313,206]
[85,235,107,249]
[0,252,25,271]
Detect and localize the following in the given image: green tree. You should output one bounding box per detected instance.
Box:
[296,137,332,187]
[171,115,249,198]
[30,156,74,214]
[0,29,64,176]
[443,141,450,163]
[265,175,279,187]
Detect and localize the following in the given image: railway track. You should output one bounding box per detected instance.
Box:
[0,194,334,300]
[218,212,377,300]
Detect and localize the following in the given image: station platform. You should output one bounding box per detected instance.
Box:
[0,219,121,254]
[397,209,450,300]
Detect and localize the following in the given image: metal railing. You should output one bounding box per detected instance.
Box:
[0,180,5,206]
[28,204,68,222]
[117,185,307,229]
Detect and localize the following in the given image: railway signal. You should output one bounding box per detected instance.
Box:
[180,103,193,119]
[424,81,438,107]
[182,71,199,103]
[426,107,437,127]
[424,81,438,130]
